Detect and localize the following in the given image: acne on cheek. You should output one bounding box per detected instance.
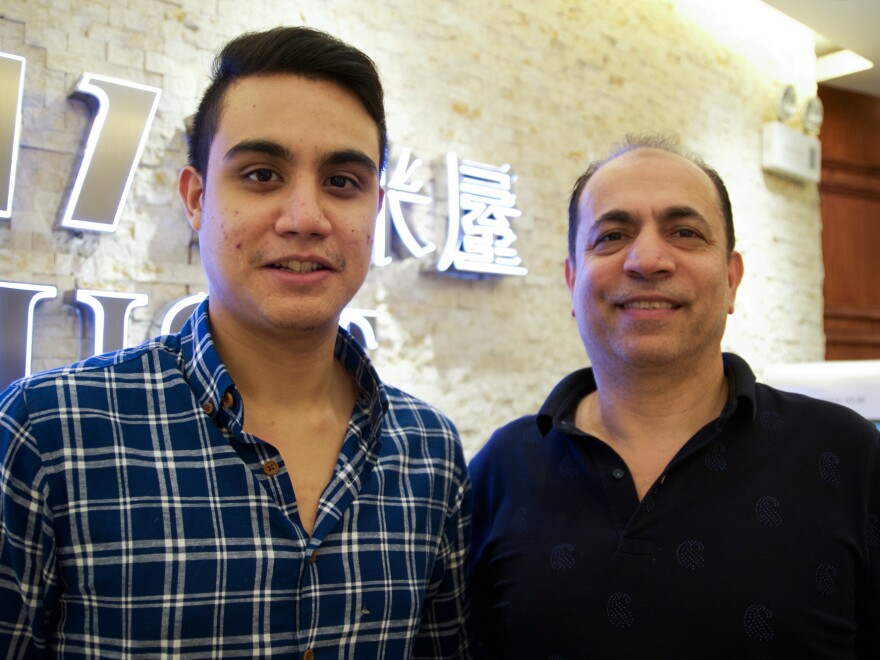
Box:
[220,229,242,250]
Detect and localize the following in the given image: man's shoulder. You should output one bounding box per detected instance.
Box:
[379,384,466,458]
[750,382,880,467]
[469,414,541,477]
[3,334,183,407]
[756,381,878,434]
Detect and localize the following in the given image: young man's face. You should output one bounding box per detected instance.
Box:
[564,148,743,373]
[179,73,383,341]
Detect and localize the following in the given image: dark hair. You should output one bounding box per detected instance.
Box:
[567,135,735,260]
[188,26,388,175]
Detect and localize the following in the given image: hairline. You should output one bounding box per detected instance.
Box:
[206,73,385,175]
[567,137,735,261]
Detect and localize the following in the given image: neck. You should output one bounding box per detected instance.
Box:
[580,353,729,452]
[209,315,349,412]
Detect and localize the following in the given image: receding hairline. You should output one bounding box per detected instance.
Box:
[582,147,722,204]
[569,141,736,259]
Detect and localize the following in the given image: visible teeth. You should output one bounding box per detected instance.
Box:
[624,301,675,309]
[275,260,324,273]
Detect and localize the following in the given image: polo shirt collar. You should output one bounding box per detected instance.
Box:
[536,352,758,437]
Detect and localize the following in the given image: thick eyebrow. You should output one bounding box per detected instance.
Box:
[320,149,379,177]
[592,206,711,228]
[589,209,638,232]
[223,139,292,163]
[658,205,708,224]
[223,140,379,177]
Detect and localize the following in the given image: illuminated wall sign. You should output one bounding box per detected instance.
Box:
[373,149,527,278]
[372,147,434,267]
[0,281,58,387]
[0,51,529,387]
[439,152,526,277]
[160,292,207,335]
[61,74,162,232]
[0,53,25,219]
[70,289,149,355]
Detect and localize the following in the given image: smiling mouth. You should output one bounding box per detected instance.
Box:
[270,260,327,273]
[621,301,679,309]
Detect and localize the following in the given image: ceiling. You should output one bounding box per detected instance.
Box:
[761,0,880,98]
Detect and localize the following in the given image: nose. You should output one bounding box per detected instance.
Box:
[623,228,675,279]
[274,180,332,237]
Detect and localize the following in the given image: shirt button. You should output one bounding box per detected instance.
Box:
[310,550,318,565]
[612,468,625,479]
[303,650,315,660]
[201,401,214,415]
[221,391,234,408]
[262,460,279,476]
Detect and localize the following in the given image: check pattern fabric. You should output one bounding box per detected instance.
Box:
[0,300,471,659]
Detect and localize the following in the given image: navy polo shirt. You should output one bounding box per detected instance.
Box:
[468,353,880,658]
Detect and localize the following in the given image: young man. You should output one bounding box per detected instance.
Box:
[0,27,470,658]
[468,136,879,658]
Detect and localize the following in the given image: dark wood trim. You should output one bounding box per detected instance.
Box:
[825,305,880,322]
[820,166,880,200]
[824,332,880,347]
[822,158,880,175]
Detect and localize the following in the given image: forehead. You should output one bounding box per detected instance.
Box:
[579,149,722,227]
[212,73,381,161]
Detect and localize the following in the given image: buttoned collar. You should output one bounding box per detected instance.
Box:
[178,298,388,441]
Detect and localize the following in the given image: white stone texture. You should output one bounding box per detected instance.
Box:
[1,0,825,458]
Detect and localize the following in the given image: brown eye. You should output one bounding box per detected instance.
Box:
[327,175,353,188]
[246,169,277,183]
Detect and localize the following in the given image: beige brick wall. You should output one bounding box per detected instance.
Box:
[0,0,823,456]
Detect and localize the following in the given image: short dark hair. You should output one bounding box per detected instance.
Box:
[188,26,388,175]
[567,135,735,260]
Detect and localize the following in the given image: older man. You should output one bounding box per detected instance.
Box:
[469,136,879,658]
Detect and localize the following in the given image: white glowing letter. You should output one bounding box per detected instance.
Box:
[61,74,161,232]
[159,292,207,335]
[438,152,527,277]
[340,308,379,350]
[0,53,25,220]
[0,281,57,387]
[373,148,434,267]
[72,289,149,355]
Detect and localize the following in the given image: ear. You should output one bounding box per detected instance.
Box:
[178,166,205,232]
[376,186,385,214]
[564,256,577,317]
[726,250,744,314]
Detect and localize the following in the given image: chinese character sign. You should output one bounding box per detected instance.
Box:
[372,149,526,278]
[437,152,526,277]
[372,147,434,267]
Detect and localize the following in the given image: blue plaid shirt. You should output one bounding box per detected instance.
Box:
[0,300,471,658]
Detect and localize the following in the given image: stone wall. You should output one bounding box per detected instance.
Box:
[0,0,823,456]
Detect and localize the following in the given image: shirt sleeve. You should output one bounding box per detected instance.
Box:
[412,445,473,660]
[0,383,54,659]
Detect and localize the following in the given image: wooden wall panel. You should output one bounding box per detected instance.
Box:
[818,85,880,360]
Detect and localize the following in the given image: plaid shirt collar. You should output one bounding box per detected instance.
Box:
[179,298,388,445]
